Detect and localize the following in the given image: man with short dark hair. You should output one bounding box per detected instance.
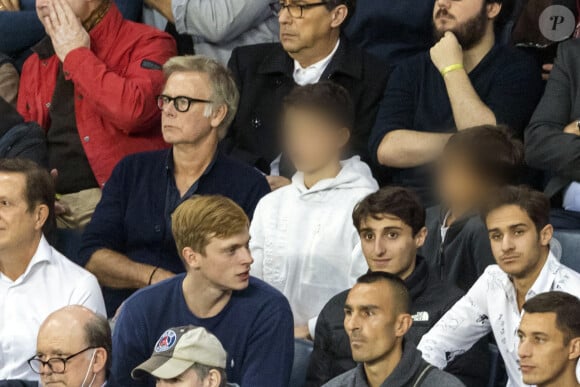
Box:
[370,0,543,205]
[422,125,524,291]
[133,326,235,387]
[225,0,390,187]
[323,272,465,387]
[518,292,580,387]
[111,195,294,386]
[30,305,111,386]
[307,186,487,386]
[18,0,177,228]
[0,159,105,382]
[419,185,580,387]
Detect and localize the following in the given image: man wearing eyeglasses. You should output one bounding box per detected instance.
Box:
[224,0,390,190]
[29,305,111,387]
[79,55,270,316]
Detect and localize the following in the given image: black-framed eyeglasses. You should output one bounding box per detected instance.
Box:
[270,1,328,18]
[28,347,96,375]
[156,95,213,113]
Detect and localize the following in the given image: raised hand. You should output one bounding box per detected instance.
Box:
[43,0,90,62]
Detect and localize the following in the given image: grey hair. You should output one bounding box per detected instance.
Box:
[190,364,227,387]
[163,56,240,139]
[83,313,112,374]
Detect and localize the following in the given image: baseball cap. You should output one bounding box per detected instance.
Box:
[132,325,228,380]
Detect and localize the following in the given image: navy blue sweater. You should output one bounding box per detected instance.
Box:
[79,149,270,315]
[111,275,295,387]
[369,45,543,205]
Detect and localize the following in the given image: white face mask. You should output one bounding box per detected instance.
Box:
[80,349,97,387]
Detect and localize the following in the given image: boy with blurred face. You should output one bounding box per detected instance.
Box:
[422,125,524,291]
[419,186,580,387]
[323,272,464,387]
[110,196,294,387]
[250,82,378,340]
[518,292,580,387]
[307,187,488,386]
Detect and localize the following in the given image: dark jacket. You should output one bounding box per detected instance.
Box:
[421,206,495,292]
[322,341,465,387]
[306,256,489,387]
[225,38,390,180]
[525,39,580,199]
[0,98,47,167]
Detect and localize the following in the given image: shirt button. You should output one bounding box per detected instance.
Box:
[45,102,51,109]
[154,225,161,232]
[83,136,90,142]
[251,118,262,128]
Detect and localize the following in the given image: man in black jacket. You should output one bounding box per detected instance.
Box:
[306,187,489,387]
[421,125,524,291]
[225,0,390,187]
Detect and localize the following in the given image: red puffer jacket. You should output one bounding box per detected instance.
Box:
[17,4,176,187]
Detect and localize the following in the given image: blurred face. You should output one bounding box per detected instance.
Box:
[358,215,426,280]
[195,229,254,291]
[486,205,552,279]
[344,282,410,365]
[36,320,97,386]
[161,72,220,146]
[156,368,215,387]
[283,106,349,174]
[437,152,490,211]
[0,172,45,255]
[518,312,580,386]
[36,0,89,27]
[433,0,497,49]
[278,1,342,58]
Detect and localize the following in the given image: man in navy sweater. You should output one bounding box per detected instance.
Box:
[370,0,543,206]
[79,56,270,315]
[110,195,294,386]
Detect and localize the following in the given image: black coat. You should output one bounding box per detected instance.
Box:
[0,98,47,167]
[306,256,489,387]
[225,38,390,181]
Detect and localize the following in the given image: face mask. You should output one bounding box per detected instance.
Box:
[80,349,97,387]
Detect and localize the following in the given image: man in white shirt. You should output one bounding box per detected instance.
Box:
[0,159,105,382]
[418,185,580,387]
[29,305,110,387]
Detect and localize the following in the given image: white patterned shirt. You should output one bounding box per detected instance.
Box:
[418,251,580,387]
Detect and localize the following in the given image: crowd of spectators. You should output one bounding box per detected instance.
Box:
[3,0,580,386]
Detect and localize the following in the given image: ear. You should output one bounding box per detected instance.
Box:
[338,127,351,149]
[181,247,203,270]
[486,1,501,20]
[569,338,580,360]
[33,204,49,231]
[210,104,228,130]
[205,369,222,387]
[414,227,428,249]
[539,224,554,247]
[395,313,413,338]
[92,348,108,373]
[330,4,348,28]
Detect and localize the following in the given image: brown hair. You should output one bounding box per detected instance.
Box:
[481,185,550,233]
[523,291,580,344]
[0,158,55,234]
[352,187,425,236]
[171,195,249,257]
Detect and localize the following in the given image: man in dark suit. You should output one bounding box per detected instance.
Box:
[225,0,390,188]
[526,39,580,229]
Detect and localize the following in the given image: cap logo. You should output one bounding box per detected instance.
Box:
[155,329,177,353]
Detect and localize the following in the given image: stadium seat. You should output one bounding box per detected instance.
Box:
[290,339,314,387]
[488,343,508,387]
[553,230,580,272]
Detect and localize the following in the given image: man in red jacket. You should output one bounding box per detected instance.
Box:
[18,0,176,229]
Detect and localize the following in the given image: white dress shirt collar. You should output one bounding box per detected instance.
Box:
[0,235,51,285]
[293,39,340,86]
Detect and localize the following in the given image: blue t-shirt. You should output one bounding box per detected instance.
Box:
[369,45,543,205]
[110,275,294,387]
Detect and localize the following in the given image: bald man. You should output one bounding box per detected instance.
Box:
[29,306,111,387]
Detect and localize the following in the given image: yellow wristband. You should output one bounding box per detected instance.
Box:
[441,63,464,77]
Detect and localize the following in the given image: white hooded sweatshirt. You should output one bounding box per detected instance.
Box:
[250,157,379,335]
